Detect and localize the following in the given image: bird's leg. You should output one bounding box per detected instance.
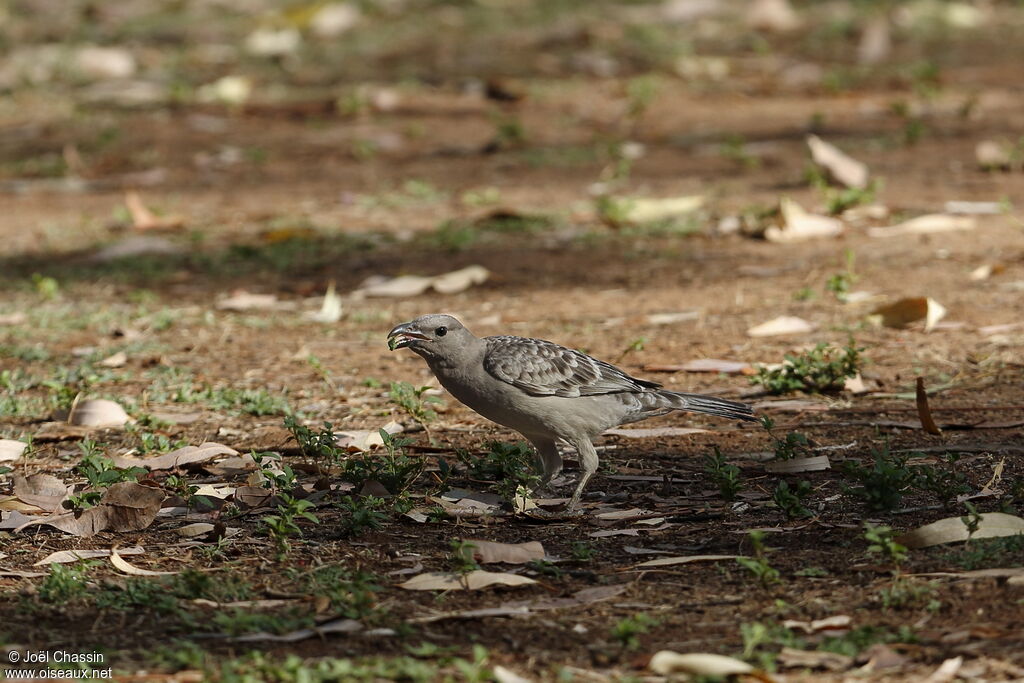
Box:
[566,437,599,511]
[526,435,563,484]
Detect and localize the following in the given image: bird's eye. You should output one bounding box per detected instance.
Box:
[435,326,448,337]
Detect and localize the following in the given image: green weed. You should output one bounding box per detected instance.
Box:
[752,340,862,394]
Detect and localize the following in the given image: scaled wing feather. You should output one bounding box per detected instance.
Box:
[483,336,660,398]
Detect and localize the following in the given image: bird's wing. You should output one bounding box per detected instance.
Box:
[483,336,661,398]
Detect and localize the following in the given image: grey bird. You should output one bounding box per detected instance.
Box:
[388,313,757,510]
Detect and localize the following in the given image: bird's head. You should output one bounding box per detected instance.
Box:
[387,313,474,361]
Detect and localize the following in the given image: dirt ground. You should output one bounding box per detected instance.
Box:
[2,1,1024,681]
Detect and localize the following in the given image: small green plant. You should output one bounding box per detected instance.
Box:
[703,448,742,501]
[458,441,540,504]
[864,523,908,567]
[341,430,423,502]
[336,495,388,537]
[388,381,440,426]
[284,416,343,465]
[570,541,595,561]
[32,273,60,299]
[936,534,1024,570]
[488,112,526,150]
[960,501,983,547]
[792,286,817,301]
[752,340,862,394]
[262,493,320,558]
[720,133,760,169]
[794,566,829,577]
[912,454,970,509]
[772,480,812,520]
[251,451,298,492]
[297,565,382,620]
[761,417,811,460]
[448,540,480,574]
[615,337,646,363]
[37,561,94,603]
[137,431,187,454]
[736,530,780,587]
[610,612,658,651]
[843,446,915,512]
[66,451,146,510]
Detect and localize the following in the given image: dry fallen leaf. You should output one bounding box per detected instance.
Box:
[747,316,814,337]
[924,656,963,683]
[783,615,851,634]
[67,398,130,428]
[0,510,37,530]
[916,378,942,435]
[399,571,537,591]
[110,442,239,470]
[98,351,128,368]
[868,297,946,332]
[17,482,165,537]
[467,540,545,565]
[357,265,490,298]
[807,135,869,189]
[34,546,145,566]
[649,651,754,676]
[623,195,704,223]
[869,214,975,237]
[748,0,801,32]
[0,439,27,463]
[110,547,178,576]
[975,140,1014,169]
[777,647,852,671]
[216,291,279,311]
[765,455,831,473]
[634,554,739,568]
[125,192,185,231]
[335,421,404,452]
[491,665,531,683]
[431,265,491,295]
[231,617,363,643]
[897,512,1024,549]
[13,473,71,512]
[306,281,343,323]
[765,197,844,243]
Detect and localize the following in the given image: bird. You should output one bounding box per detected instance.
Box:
[388,313,757,510]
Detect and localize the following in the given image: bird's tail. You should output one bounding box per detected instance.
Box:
[658,391,757,422]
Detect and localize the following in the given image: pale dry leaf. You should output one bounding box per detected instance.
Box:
[197,75,252,105]
[868,297,946,332]
[649,651,753,676]
[975,140,1013,168]
[869,214,975,237]
[748,0,801,32]
[897,513,1024,549]
[13,473,71,512]
[359,274,433,298]
[98,351,128,368]
[0,510,37,530]
[398,571,537,591]
[777,647,852,671]
[970,263,1003,281]
[307,281,343,323]
[783,615,851,634]
[624,195,704,222]
[595,507,648,521]
[492,665,532,683]
[924,657,963,683]
[90,236,183,262]
[35,546,144,566]
[807,135,869,189]
[766,197,844,243]
[67,398,130,428]
[946,201,1002,215]
[635,554,739,568]
[0,439,28,463]
[110,442,238,470]
[231,618,362,643]
[124,192,184,231]
[465,540,545,564]
[0,497,44,513]
[110,547,178,576]
[335,421,404,452]
[75,46,136,79]
[310,3,361,38]
[216,291,278,311]
[747,316,814,337]
[245,27,301,57]
[857,15,891,65]
[17,482,164,537]
[431,265,490,295]
[605,427,708,438]
[765,455,830,473]
[645,311,699,325]
[588,529,641,538]
[0,312,28,325]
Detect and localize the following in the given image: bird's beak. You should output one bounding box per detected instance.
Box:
[387,322,430,350]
